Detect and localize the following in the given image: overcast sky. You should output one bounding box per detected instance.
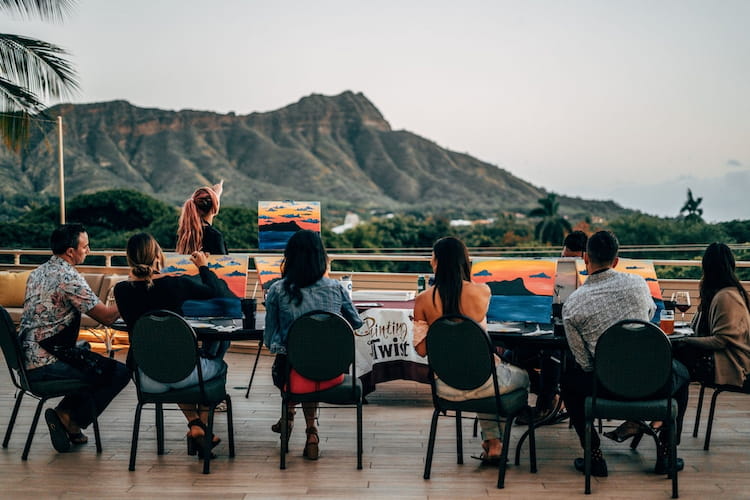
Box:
[3,0,749,221]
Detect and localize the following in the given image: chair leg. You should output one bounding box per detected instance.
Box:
[129,403,144,471]
[89,398,102,454]
[22,398,46,461]
[244,339,263,398]
[280,401,289,470]
[704,388,724,451]
[455,410,463,464]
[203,410,214,474]
[528,413,537,474]
[423,409,440,480]
[356,401,363,470]
[670,418,678,498]
[693,383,707,438]
[472,415,478,437]
[155,403,165,455]
[584,418,592,494]
[225,395,235,458]
[3,391,24,448]
[497,415,513,489]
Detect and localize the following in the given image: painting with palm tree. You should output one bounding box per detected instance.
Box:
[471,258,558,323]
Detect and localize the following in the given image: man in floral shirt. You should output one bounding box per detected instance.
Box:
[18,224,129,453]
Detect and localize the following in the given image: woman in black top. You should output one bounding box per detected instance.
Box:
[114,233,228,455]
[176,180,227,255]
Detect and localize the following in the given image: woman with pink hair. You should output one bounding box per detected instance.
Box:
[176,180,227,255]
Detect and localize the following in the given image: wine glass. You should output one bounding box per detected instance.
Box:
[671,291,691,323]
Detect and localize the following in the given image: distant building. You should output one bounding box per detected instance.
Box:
[332,212,361,234]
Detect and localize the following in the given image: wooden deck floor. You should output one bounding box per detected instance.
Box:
[1,351,749,499]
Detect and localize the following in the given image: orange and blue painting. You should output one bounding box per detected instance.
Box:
[161,252,249,298]
[254,255,284,292]
[574,258,663,319]
[258,201,321,250]
[471,258,558,323]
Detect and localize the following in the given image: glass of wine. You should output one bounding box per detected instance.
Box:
[671,291,691,323]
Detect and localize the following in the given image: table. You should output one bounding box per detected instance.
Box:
[354,307,429,395]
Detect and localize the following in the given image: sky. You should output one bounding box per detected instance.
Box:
[3,0,749,221]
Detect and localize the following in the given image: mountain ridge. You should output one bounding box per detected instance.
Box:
[0,91,629,220]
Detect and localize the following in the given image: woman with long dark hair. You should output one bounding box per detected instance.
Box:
[263,230,363,460]
[674,243,750,386]
[413,237,529,464]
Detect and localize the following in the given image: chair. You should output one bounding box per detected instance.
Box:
[128,310,235,474]
[585,320,679,498]
[278,310,363,469]
[423,315,537,489]
[692,376,750,450]
[0,305,102,460]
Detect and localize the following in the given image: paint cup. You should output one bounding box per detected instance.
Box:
[241,298,257,330]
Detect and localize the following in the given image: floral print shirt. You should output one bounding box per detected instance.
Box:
[18,256,100,370]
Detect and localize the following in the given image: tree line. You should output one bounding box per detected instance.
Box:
[1,189,748,280]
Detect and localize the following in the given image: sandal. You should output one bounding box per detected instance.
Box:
[603,421,648,443]
[303,427,319,460]
[271,408,295,435]
[186,419,220,458]
[471,451,504,465]
[68,431,88,445]
[44,408,72,453]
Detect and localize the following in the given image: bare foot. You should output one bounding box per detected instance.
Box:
[482,438,503,458]
[55,409,81,434]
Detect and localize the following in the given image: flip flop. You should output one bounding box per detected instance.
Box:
[68,432,88,445]
[44,408,72,453]
[471,452,504,466]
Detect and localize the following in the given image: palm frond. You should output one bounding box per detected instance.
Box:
[0,0,76,22]
[0,33,78,103]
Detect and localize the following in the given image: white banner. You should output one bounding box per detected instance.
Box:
[354,308,427,378]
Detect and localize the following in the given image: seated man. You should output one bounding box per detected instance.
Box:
[516,231,589,424]
[18,224,130,453]
[561,230,689,476]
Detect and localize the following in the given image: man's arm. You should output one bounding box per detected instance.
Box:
[86,301,120,326]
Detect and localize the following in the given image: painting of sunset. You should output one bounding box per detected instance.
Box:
[471,258,557,323]
[574,257,664,320]
[258,201,321,250]
[161,252,249,298]
[254,255,284,292]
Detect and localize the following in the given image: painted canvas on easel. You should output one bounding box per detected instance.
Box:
[161,252,249,298]
[258,201,321,250]
[574,257,663,319]
[470,258,557,323]
[254,255,284,292]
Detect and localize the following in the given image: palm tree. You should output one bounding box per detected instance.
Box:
[0,0,79,150]
[529,193,572,245]
[679,188,704,223]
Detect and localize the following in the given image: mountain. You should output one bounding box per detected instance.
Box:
[487,278,535,296]
[0,91,628,219]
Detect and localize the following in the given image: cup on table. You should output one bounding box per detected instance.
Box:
[241,298,257,330]
[660,309,675,335]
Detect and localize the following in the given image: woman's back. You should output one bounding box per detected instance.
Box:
[415,280,491,326]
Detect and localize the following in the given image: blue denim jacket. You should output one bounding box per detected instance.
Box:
[263,277,364,354]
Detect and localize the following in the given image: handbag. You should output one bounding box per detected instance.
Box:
[272,354,288,389]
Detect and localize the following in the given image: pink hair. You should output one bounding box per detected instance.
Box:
[176,185,221,254]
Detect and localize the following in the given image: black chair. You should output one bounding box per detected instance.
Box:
[128,310,235,474]
[278,310,363,469]
[692,376,750,450]
[584,319,679,498]
[423,315,536,489]
[0,305,102,460]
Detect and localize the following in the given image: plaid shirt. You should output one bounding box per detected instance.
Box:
[562,268,655,372]
[18,256,99,370]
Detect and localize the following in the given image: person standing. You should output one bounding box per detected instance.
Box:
[176,180,227,255]
[18,224,130,453]
[561,230,690,476]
